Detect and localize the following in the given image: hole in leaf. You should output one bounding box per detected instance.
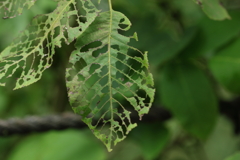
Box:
[92,44,108,57]
[116,61,125,71]
[29,33,38,41]
[99,75,108,87]
[69,15,78,27]
[77,73,85,81]
[29,25,38,33]
[111,45,119,51]
[54,26,61,38]
[117,52,127,61]
[89,63,101,74]
[100,66,108,77]
[80,16,87,23]
[101,85,109,94]
[112,80,120,89]
[18,79,24,86]
[80,41,102,52]
[74,58,87,70]
[119,23,129,30]
[85,73,99,87]
[37,30,45,37]
[35,73,41,79]
[86,89,96,101]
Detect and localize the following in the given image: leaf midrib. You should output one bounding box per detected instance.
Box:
[107,0,114,151]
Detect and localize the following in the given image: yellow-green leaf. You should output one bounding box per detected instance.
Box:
[66,10,155,151]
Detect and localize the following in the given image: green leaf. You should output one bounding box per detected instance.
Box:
[107,140,142,160]
[160,61,218,139]
[205,117,240,160]
[180,11,240,57]
[225,152,240,160]
[0,0,37,19]
[66,10,155,151]
[149,27,198,67]
[129,122,169,160]
[210,38,240,94]
[131,17,198,67]
[0,0,99,89]
[8,130,106,160]
[192,0,230,20]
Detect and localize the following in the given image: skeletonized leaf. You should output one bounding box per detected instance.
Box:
[0,0,37,19]
[0,0,100,89]
[66,10,155,151]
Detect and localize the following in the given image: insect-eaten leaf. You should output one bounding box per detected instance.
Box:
[66,10,155,151]
[0,0,99,89]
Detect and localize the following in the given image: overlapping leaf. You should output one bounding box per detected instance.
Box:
[0,0,100,89]
[0,0,37,18]
[66,10,155,151]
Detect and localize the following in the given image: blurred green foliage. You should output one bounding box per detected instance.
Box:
[1,0,240,159]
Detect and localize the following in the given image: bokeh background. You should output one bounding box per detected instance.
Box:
[1,0,240,159]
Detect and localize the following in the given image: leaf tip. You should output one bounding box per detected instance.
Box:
[133,32,138,41]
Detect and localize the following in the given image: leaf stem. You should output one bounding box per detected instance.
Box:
[108,0,112,11]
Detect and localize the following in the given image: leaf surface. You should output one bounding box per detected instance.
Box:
[0,0,99,89]
[66,10,155,151]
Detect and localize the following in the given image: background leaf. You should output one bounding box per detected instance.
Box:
[180,11,240,58]
[225,152,240,160]
[159,60,218,139]
[129,122,170,160]
[8,129,106,160]
[210,38,240,94]
[0,0,37,19]
[192,0,230,20]
[204,117,240,160]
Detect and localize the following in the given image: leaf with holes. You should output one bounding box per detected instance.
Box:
[0,0,37,19]
[0,0,100,89]
[66,10,155,151]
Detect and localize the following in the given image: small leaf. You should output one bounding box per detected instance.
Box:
[192,0,230,20]
[160,60,218,139]
[0,0,100,89]
[0,0,37,19]
[210,38,240,94]
[66,10,155,151]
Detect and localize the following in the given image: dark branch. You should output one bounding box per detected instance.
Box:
[0,107,171,136]
[0,97,240,136]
